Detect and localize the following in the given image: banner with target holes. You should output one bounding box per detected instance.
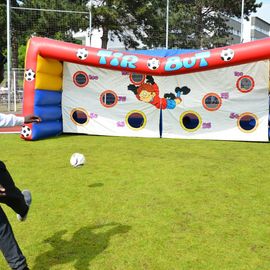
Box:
[62,60,269,141]
[161,61,269,141]
[62,64,161,138]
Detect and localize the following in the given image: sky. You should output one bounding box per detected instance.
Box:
[252,0,270,23]
[242,0,270,42]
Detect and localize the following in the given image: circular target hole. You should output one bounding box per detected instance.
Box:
[126,111,146,130]
[180,111,202,132]
[71,108,89,125]
[73,71,89,87]
[236,76,254,93]
[238,113,258,132]
[100,90,118,108]
[129,73,146,85]
[202,93,222,111]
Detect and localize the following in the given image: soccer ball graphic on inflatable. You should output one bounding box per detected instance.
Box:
[70,153,86,167]
[21,125,32,138]
[24,69,35,81]
[76,48,88,60]
[147,58,160,70]
[220,48,235,61]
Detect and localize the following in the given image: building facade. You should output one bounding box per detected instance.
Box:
[227,17,241,44]
[250,17,270,41]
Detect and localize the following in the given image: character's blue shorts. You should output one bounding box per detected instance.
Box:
[166,99,176,109]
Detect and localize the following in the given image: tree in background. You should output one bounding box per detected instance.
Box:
[0,0,264,69]
[91,0,164,49]
[0,2,6,53]
[0,0,89,68]
[167,0,262,49]
[20,0,89,41]
[91,0,262,49]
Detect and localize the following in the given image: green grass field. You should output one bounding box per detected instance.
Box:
[1,134,270,270]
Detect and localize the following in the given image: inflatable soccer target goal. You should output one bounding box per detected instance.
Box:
[22,37,270,142]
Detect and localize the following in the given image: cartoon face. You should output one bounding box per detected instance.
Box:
[139,90,156,103]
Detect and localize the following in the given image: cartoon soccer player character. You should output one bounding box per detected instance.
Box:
[127,75,190,110]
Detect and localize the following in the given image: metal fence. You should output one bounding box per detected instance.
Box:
[1,3,91,112]
[0,68,24,112]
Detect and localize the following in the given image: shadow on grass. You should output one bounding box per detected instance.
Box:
[88,183,104,188]
[32,223,131,270]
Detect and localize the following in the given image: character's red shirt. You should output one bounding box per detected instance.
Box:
[136,83,167,109]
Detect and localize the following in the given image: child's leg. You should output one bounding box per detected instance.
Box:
[0,161,28,217]
[0,206,28,270]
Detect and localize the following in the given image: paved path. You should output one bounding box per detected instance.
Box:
[0,126,20,133]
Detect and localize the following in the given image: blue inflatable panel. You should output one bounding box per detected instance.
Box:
[31,121,63,140]
[129,49,199,57]
[34,105,62,121]
[34,89,62,106]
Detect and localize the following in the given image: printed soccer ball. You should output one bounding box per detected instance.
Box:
[70,153,86,167]
[21,125,32,138]
[24,69,35,81]
[147,58,160,70]
[220,48,235,61]
[76,48,88,60]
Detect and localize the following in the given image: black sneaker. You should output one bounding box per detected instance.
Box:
[17,190,32,222]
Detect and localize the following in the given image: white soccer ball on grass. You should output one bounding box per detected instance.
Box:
[21,125,32,138]
[70,153,86,167]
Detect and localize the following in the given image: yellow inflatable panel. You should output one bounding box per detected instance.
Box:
[37,55,63,76]
[35,72,62,91]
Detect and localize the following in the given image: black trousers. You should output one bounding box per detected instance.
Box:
[0,161,29,270]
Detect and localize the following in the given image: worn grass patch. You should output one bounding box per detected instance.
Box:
[0,134,270,269]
